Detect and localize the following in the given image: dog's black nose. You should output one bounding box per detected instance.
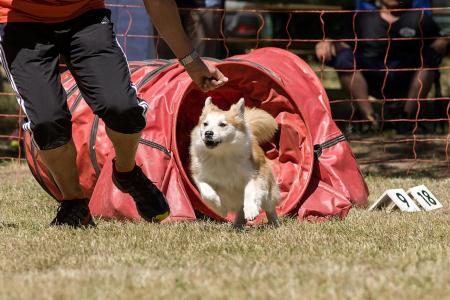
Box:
[205,130,214,138]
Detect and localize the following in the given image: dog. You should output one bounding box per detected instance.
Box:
[189,97,281,228]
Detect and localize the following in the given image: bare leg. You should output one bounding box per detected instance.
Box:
[405,70,435,115]
[105,127,140,172]
[38,127,142,200]
[39,140,85,200]
[339,72,374,119]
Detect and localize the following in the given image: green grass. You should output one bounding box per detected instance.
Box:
[0,162,449,300]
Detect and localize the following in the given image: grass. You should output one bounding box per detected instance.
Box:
[0,162,449,300]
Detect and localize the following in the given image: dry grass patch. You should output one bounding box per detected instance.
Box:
[0,162,449,300]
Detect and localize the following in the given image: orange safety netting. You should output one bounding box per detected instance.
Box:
[0,4,449,170]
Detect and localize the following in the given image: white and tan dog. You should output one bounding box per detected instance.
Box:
[190,97,281,228]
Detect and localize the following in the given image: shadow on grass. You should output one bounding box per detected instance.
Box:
[346,132,450,178]
[0,222,19,229]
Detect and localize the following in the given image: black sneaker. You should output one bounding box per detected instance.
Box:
[50,198,96,228]
[112,161,170,223]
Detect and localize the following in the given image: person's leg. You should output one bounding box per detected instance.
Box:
[67,9,169,222]
[0,23,93,227]
[404,47,442,116]
[1,23,82,200]
[39,140,84,200]
[339,72,374,119]
[387,48,442,133]
[404,69,435,115]
[334,48,378,129]
[66,10,147,172]
[105,128,140,172]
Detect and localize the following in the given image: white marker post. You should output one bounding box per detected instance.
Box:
[369,188,421,212]
[407,185,443,211]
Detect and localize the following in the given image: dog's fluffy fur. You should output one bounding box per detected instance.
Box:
[189,97,281,227]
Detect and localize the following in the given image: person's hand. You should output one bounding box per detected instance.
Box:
[315,41,336,62]
[430,38,448,56]
[184,58,228,92]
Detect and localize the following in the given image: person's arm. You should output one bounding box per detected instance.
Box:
[430,37,448,56]
[422,14,448,56]
[143,0,228,91]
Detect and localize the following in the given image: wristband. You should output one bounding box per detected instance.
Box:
[179,50,200,67]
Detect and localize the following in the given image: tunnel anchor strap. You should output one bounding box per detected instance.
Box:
[314,134,346,160]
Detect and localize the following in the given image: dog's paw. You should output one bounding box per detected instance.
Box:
[203,193,222,208]
[243,202,260,221]
[198,184,225,214]
[198,183,220,203]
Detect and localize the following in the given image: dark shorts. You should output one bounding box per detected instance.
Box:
[331,47,442,99]
[0,9,147,150]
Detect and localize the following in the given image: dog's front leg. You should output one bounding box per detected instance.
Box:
[243,179,262,221]
[195,181,226,216]
[233,207,246,229]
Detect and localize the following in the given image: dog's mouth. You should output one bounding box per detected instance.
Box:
[203,138,221,149]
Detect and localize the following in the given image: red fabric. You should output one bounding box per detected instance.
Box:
[89,158,196,222]
[0,0,105,23]
[25,48,368,223]
[175,63,314,223]
[297,174,352,221]
[235,48,369,214]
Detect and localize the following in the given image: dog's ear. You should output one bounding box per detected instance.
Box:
[236,97,245,116]
[204,96,213,108]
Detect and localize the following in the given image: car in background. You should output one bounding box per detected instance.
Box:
[224,2,273,55]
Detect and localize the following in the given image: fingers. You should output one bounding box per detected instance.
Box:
[331,44,336,57]
[201,80,215,92]
[323,43,331,61]
[185,60,228,92]
[201,79,221,92]
[315,43,324,61]
[315,41,335,62]
[211,68,229,86]
[198,67,228,92]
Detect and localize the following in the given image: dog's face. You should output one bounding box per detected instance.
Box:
[198,97,246,150]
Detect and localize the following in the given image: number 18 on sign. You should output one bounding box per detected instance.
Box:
[407,185,443,211]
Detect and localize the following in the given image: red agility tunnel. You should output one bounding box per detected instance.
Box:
[25,48,368,223]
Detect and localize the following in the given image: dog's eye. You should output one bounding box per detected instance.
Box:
[219,122,227,127]
[203,122,208,127]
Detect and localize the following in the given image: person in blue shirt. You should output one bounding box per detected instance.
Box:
[316,0,447,132]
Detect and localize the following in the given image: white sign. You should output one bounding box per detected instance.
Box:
[407,185,443,211]
[369,188,421,212]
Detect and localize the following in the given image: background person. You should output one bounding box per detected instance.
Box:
[155,0,226,59]
[315,0,448,132]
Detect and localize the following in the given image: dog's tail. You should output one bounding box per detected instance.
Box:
[245,108,278,144]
